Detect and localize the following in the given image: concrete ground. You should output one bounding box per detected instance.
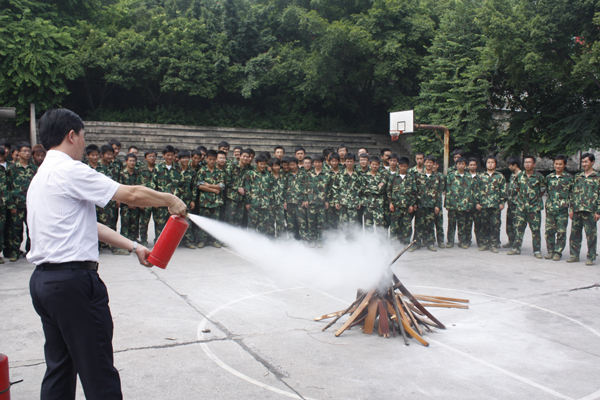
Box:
[2,210,600,400]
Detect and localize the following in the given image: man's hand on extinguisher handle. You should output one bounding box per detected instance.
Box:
[167,195,187,216]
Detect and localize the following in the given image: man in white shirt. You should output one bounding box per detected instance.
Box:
[28,108,186,400]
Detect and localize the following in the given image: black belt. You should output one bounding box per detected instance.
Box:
[36,261,98,271]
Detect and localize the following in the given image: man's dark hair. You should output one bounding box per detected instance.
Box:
[217,141,230,149]
[216,150,226,157]
[337,144,348,151]
[261,151,271,160]
[582,152,595,163]
[268,157,281,167]
[294,146,305,154]
[145,149,157,158]
[484,155,497,166]
[523,154,536,163]
[329,153,340,161]
[128,145,138,152]
[415,151,425,157]
[314,154,325,163]
[234,145,243,151]
[16,142,31,151]
[389,153,399,160]
[398,156,410,165]
[38,108,85,151]
[468,157,478,165]
[248,148,256,156]
[197,145,207,153]
[100,144,114,155]
[322,147,334,158]
[554,154,568,163]
[359,153,370,159]
[241,148,252,156]
[163,145,175,155]
[369,156,381,164]
[274,146,284,153]
[108,139,121,148]
[206,150,218,158]
[0,146,5,156]
[124,153,137,161]
[452,149,465,157]
[255,154,269,163]
[86,144,99,155]
[506,155,521,168]
[424,155,436,162]
[358,148,368,155]
[281,156,290,163]
[303,156,312,162]
[178,150,191,159]
[345,152,356,161]
[456,157,467,164]
[380,148,392,156]
[0,140,10,150]
[288,157,298,165]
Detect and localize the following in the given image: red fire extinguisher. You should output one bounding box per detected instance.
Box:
[0,353,10,400]
[147,215,189,269]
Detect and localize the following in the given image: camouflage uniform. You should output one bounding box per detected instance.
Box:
[179,167,199,245]
[285,170,308,241]
[545,172,572,256]
[470,172,483,246]
[152,163,182,239]
[408,166,424,241]
[119,168,140,241]
[110,158,123,180]
[96,163,119,233]
[474,171,506,248]
[569,171,600,261]
[271,173,286,238]
[224,162,250,226]
[359,171,387,232]
[0,166,12,257]
[305,170,331,243]
[138,164,156,245]
[505,172,520,246]
[414,172,444,246]
[434,171,446,246]
[512,171,546,253]
[196,166,226,244]
[332,170,363,230]
[326,169,342,229]
[445,171,475,246]
[387,173,417,244]
[244,169,274,236]
[6,162,38,258]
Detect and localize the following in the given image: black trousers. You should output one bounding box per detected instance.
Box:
[30,269,122,400]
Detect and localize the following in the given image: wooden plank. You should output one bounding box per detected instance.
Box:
[378,301,390,338]
[362,295,380,335]
[413,294,470,303]
[419,303,469,309]
[399,294,423,336]
[392,294,428,346]
[322,292,366,332]
[315,305,359,321]
[392,275,446,329]
[335,291,374,337]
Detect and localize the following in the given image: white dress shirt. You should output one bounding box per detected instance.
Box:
[27,150,120,265]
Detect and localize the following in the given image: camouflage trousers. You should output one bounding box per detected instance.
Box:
[307,204,326,243]
[505,202,517,245]
[189,205,202,245]
[8,208,30,257]
[364,204,385,233]
[339,205,361,229]
[479,208,501,248]
[545,210,569,256]
[327,207,340,230]
[471,208,483,247]
[0,206,4,255]
[415,207,435,246]
[390,206,413,244]
[224,200,246,226]
[139,207,156,244]
[513,211,541,252]
[154,207,171,239]
[570,211,597,261]
[120,204,140,241]
[197,206,221,244]
[97,201,118,231]
[383,201,391,229]
[434,210,444,245]
[286,203,308,241]
[447,210,472,246]
[248,207,274,236]
[271,206,286,238]
[3,207,9,256]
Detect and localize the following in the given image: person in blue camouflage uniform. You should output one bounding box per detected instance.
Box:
[177,151,199,248]
[138,150,157,247]
[360,156,387,234]
[507,155,546,258]
[304,155,331,246]
[152,145,182,240]
[411,155,444,251]
[475,156,506,252]
[445,157,475,248]
[544,154,572,261]
[332,153,362,232]
[326,153,342,230]
[269,157,287,238]
[6,142,38,261]
[224,149,251,226]
[118,153,140,247]
[196,150,227,247]
[284,157,308,241]
[0,146,12,264]
[245,154,275,236]
[567,153,600,265]
[504,156,521,248]
[388,156,416,245]
[432,160,446,247]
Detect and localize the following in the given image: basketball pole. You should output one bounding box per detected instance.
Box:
[414,124,450,175]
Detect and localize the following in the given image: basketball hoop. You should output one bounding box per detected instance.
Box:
[390,130,402,141]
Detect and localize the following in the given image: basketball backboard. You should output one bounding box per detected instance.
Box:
[389,110,414,135]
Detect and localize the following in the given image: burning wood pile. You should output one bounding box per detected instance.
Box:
[315,242,468,346]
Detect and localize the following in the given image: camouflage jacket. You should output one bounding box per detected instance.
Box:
[244,169,274,209]
[326,169,342,203]
[569,171,600,214]
[271,174,286,207]
[225,162,250,202]
[7,162,38,209]
[514,171,546,213]
[408,166,424,176]
[414,172,443,209]
[332,170,362,208]
[97,163,114,180]
[475,171,507,208]
[506,172,520,205]
[359,171,387,208]
[138,165,156,189]
[444,171,474,211]
[179,168,199,207]
[285,170,306,204]
[197,166,226,208]
[0,166,12,208]
[110,158,123,178]
[387,173,417,208]
[305,170,331,205]
[119,168,139,186]
[153,163,181,195]
[545,172,573,214]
